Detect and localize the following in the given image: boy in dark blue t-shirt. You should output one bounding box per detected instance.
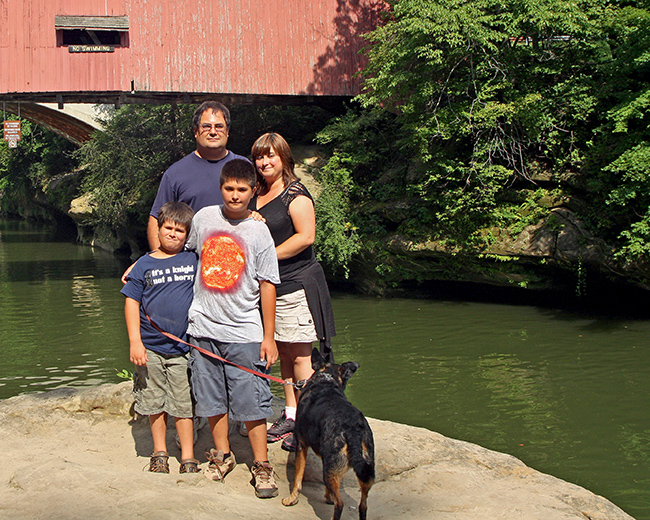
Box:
[121,201,198,474]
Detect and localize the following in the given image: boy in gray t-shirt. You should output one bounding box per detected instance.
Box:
[185,159,281,499]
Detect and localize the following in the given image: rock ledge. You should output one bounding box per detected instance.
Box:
[0,383,634,520]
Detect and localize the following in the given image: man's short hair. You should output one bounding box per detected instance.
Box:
[220,159,257,189]
[192,101,231,130]
[157,201,194,233]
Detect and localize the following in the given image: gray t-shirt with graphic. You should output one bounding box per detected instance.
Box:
[185,205,280,343]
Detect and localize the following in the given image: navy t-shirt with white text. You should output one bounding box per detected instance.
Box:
[121,251,198,356]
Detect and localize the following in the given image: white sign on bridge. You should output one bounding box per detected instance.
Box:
[3,120,21,148]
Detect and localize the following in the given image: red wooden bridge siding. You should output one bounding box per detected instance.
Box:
[1,0,385,102]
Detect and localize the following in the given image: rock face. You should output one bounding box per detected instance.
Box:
[0,383,634,520]
[7,139,647,293]
[363,205,622,295]
[68,191,97,222]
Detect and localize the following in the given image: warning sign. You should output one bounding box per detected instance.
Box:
[3,120,21,148]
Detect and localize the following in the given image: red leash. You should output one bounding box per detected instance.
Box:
[145,315,295,387]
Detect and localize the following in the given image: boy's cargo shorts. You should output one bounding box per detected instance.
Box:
[188,337,273,422]
[133,349,193,418]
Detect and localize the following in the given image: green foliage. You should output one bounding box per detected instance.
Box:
[610,145,650,259]
[0,120,78,215]
[359,0,608,177]
[114,368,134,380]
[494,188,565,235]
[584,4,650,251]
[606,143,650,207]
[314,154,361,277]
[312,0,650,277]
[350,0,606,241]
[75,104,196,228]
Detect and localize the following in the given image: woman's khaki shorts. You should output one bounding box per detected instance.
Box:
[275,289,318,343]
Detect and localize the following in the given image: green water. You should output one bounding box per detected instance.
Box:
[0,219,648,519]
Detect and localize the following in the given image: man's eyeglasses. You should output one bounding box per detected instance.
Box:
[199,123,227,134]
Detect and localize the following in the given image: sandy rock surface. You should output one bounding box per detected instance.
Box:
[0,383,634,520]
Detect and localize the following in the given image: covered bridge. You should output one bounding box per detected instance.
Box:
[1,0,385,141]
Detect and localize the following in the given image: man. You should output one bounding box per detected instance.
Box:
[147,100,248,250]
[126,101,251,439]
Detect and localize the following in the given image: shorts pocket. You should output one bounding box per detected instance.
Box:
[132,366,148,392]
[297,312,314,327]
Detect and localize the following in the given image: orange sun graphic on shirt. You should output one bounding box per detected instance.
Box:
[201,235,245,290]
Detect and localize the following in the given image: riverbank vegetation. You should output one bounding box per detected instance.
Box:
[315,0,650,292]
[0,120,78,219]
[1,0,649,294]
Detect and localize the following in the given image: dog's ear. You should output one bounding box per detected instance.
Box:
[311,348,326,371]
[340,361,359,386]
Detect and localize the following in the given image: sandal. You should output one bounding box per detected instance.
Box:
[180,458,200,474]
[148,451,170,473]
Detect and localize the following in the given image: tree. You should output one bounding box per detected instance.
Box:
[316,0,650,265]
[587,3,650,260]
[0,120,78,217]
[74,104,196,229]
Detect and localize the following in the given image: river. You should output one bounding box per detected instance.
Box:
[0,218,648,519]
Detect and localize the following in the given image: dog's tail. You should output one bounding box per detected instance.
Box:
[348,422,375,486]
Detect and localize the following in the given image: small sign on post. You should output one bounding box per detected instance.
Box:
[3,120,21,148]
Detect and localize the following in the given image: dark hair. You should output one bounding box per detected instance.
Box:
[220,159,257,189]
[251,132,298,189]
[192,101,231,131]
[157,201,194,233]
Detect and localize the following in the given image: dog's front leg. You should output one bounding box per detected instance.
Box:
[282,445,308,506]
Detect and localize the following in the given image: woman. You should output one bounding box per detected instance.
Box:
[250,132,336,452]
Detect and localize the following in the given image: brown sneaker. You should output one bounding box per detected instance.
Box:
[251,461,279,498]
[179,458,200,474]
[148,451,170,473]
[204,449,236,481]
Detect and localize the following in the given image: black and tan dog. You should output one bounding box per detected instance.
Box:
[282,349,375,520]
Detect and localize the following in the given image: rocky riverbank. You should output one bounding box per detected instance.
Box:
[0,383,634,519]
[0,138,629,297]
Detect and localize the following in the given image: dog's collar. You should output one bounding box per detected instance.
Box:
[294,372,337,391]
[293,379,308,391]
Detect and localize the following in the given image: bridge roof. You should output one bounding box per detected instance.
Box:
[0,0,385,106]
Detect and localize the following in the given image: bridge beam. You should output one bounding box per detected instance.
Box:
[3,102,103,146]
[2,92,348,145]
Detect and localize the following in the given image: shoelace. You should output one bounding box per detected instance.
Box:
[148,455,169,472]
[269,414,287,430]
[207,454,231,480]
[254,463,277,483]
[180,460,199,473]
